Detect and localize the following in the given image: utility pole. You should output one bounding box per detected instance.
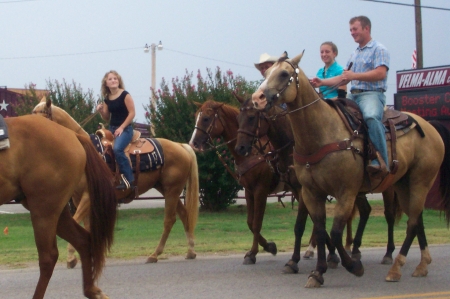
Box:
[415,0,423,68]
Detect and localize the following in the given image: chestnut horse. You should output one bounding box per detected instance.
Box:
[189,100,340,269]
[0,115,117,299]
[235,95,401,265]
[32,98,199,265]
[252,52,450,287]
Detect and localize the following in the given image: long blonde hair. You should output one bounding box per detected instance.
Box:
[100,70,125,98]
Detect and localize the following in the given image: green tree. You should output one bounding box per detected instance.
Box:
[14,79,102,134]
[145,67,259,211]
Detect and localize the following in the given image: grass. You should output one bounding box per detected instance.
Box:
[0,200,449,268]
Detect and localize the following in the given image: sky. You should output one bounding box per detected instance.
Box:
[1,0,449,123]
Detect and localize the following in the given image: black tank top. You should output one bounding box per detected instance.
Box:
[104,90,129,127]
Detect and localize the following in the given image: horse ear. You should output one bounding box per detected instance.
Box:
[45,96,52,108]
[292,50,305,65]
[40,96,46,103]
[193,101,202,108]
[232,91,245,104]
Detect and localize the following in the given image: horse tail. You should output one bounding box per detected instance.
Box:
[429,120,450,225]
[181,143,199,232]
[77,134,117,281]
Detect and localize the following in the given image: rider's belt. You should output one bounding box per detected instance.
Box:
[351,89,385,94]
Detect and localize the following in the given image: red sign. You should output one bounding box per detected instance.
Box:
[394,87,450,120]
[396,65,450,92]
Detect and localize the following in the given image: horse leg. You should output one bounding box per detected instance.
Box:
[146,192,179,263]
[303,229,316,259]
[67,189,90,269]
[381,186,397,265]
[412,212,432,277]
[283,194,308,273]
[175,198,196,259]
[344,217,353,254]
[56,206,108,299]
[330,196,364,278]
[29,212,60,299]
[350,193,371,261]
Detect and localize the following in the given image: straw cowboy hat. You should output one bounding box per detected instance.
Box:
[254,53,278,71]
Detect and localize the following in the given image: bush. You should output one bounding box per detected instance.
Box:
[146,67,259,211]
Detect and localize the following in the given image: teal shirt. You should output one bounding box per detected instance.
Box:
[316,61,344,99]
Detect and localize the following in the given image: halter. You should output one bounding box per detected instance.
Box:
[32,105,53,121]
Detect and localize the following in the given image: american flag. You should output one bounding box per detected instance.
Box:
[412,49,417,69]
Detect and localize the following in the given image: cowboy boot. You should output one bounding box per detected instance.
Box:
[366,151,389,179]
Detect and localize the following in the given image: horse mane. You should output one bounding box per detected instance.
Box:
[203,99,239,119]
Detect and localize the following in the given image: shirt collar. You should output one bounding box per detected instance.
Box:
[357,39,374,51]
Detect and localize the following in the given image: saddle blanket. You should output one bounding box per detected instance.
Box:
[90,134,164,172]
[0,114,10,150]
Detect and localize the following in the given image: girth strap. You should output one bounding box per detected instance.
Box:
[293,139,356,167]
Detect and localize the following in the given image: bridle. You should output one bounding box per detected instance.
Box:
[263,59,321,116]
[193,107,236,152]
[32,104,87,134]
[237,105,271,155]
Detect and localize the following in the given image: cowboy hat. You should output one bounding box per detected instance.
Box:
[254,53,278,71]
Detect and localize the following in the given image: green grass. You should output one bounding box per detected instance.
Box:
[0,200,449,268]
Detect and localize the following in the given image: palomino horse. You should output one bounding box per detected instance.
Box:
[32,98,199,265]
[234,95,401,266]
[0,115,117,299]
[189,99,340,269]
[252,52,450,287]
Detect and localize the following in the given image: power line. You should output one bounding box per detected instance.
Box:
[360,0,450,11]
[0,46,254,69]
[0,0,39,3]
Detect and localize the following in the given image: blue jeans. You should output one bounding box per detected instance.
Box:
[109,125,134,183]
[348,91,389,170]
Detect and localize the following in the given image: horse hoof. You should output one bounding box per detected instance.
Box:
[327,253,340,269]
[385,271,401,282]
[352,252,362,261]
[303,250,314,259]
[185,251,197,260]
[282,260,299,274]
[243,255,256,265]
[305,271,323,288]
[381,256,393,265]
[347,259,364,277]
[264,242,277,256]
[412,268,428,277]
[67,258,77,269]
[146,257,158,263]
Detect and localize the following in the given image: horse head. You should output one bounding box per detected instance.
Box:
[235,96,270,156]
[252,51,305,111]
[189,100,226,152]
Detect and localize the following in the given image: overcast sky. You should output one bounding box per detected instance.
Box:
[1,0,449,122]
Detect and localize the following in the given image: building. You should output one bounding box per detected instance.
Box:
[0,87,48,117]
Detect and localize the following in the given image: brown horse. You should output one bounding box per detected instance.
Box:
[189,99,340,269]
[235,95,401,266]
[252,52,450,287]
[0,115,117,299]
[32,98,199,265]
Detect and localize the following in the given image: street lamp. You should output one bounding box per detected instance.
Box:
[144,41,163,111]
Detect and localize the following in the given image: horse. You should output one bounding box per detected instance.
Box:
[251,52,450,287]
[188,99,341,270]
[32,97,199,265]
[0,114,117,299]
[234,94,401,265]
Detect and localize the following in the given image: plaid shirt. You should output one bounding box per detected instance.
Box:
[346,39,390,92]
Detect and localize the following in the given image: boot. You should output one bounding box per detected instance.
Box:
[116,174,131,190]
[366,151,389,179]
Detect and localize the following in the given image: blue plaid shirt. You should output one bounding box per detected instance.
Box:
[346,39,390,92]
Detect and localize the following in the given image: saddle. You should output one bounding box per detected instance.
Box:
[327,98,424,191]
[0,114,10,150]
[94,127,165,201]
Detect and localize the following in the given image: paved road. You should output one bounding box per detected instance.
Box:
[0,189,383,214]
[0,245,449,299]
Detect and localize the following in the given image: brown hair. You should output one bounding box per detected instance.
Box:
[349,16,371,32]
[320,41,338,56]
[100,70,125,98]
